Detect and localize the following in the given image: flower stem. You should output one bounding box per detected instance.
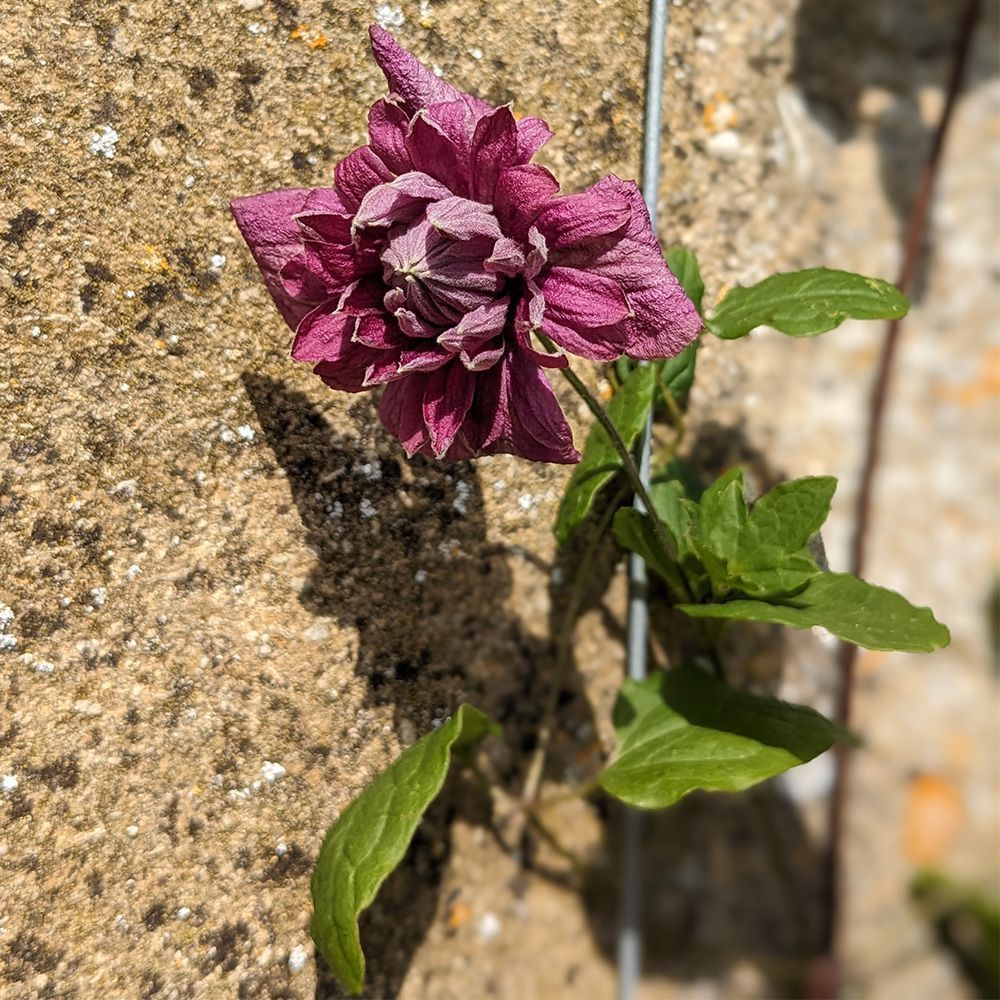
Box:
[558,362,692,603]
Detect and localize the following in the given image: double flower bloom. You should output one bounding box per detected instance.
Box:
[232,25,701,463]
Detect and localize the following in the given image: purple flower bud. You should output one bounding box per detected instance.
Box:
[232,26,701,463]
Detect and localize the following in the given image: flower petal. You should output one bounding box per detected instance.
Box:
[379,375,432,457]
[423,361,477,457]
[369,25,493,118]
[333,146,394,212]
[557,175,702,360]
[541,266,630,328]
[493,164,559,240]
[367,98,412,175]
[535,187,631,250]
[405,111,470,195]
[231,188,317,329]
[291,307,355,362]
[470,105,520,202]
[352,171,452,231]
[425,196,502,241]
[437,297,509,353]
[516,117,553,161]
[462,349,578,463]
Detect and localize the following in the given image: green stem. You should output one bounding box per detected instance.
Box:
[558,362,693,603]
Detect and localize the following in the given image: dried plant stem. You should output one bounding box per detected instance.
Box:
[521,486,625,808]
[558,363,692,603]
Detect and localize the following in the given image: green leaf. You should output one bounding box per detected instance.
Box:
[665,247,706,313]
[657,341,699,408]
[744,476,837,553]
[555,364,657,545]
[599,667,842,809]
[613,508,678,585]
[697,466,747,564]
[677,572,950,652]
[311,705,496,994]
[706,268,909,340]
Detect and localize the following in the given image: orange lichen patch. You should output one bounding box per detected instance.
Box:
[597,378,614,401]
[932,347,1000,406]
[310,34,329,50]
[142,245,171,273]
[153,339,166,350]
[702,91,738,132]
[446,900,472,930]
[903,773,965,866]
[289,24,309,40]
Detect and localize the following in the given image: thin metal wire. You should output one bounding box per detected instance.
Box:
[618,0,670,997]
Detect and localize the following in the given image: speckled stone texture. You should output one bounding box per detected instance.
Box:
[2,1,997,998]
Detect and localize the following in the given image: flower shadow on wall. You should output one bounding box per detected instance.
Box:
[242,373,606,996]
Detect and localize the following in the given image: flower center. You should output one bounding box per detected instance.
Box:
[380,214,504,329]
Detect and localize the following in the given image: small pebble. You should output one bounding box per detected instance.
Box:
[261,761,286,783]
[477,911,502,941]
[1,775,18,793]
[288,944,309,973]
[177,907,192,921]
[125,825,139,838]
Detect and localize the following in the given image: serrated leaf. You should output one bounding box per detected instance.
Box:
[599,667,841,809]
[706,268,909,340]
[665,247,706,313]
[555,364,657,545]
[677,572,950,652]
[311,705,496,994]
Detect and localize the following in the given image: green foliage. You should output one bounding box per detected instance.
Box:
[665,247,706,313]
[706,267,909,340]
[311,706,496,994]
[598,667,842,808]
[614,466,949,651]
[554,364,657,545]
[677,573,950,652]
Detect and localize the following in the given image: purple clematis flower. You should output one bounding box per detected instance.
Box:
[232,26,701,463]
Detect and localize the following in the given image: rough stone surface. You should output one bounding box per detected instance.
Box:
[2,0,996,998]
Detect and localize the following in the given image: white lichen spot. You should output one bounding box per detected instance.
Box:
[126,564,142,581]
[90,586,108,608]
[236,424,256,442]
[0,604,14,632]
[517,492,535,511]
[414,569,428,584]
[275,841,288,857]
[261,761,286,783]
[0,635,16,652]
[34,660,55,675]
[219,427,236,444]
[469,47,483,60]
[123,289,136,298]
[1,774,18,793]
[452,480,472,515]
[353,460,382,481]
[359,498,377,519]
[477,911,502,941]
[125,825,139,838]
[288,944,309,973]
[375,4,404,28]
[177,906,192,921]
[210,253,227,269]
[89,125,119,159]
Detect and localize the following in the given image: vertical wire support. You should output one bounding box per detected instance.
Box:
[618,1,670,998]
